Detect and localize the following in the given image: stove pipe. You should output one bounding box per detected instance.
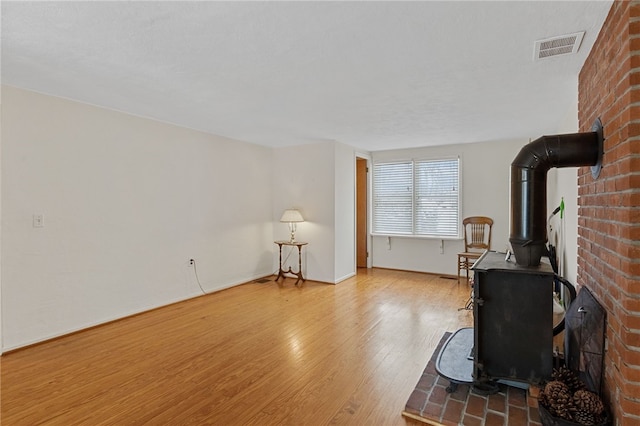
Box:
[509,119,603,266]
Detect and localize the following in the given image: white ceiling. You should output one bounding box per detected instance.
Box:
[1,1,612,152]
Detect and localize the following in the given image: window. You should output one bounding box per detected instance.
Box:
[372,158,460,238]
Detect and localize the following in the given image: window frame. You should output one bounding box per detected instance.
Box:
[371,157,461,239]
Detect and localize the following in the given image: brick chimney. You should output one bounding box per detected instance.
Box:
[578,1,640,424]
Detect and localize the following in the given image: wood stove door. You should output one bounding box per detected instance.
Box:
[473,268,554,385]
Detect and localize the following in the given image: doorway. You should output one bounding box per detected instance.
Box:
[356,157,368,268]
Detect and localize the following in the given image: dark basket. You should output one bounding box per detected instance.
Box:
[538,404,610,426]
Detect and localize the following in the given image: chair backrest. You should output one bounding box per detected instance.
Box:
[463,216,493,252]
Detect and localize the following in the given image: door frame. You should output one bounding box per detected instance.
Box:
[355,153,372,269]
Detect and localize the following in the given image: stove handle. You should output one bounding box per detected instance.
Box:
[553,275,577,336]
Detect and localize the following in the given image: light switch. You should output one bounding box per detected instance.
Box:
[33,214,44,228]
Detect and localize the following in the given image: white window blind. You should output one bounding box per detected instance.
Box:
[373,158,460,238]
[373,162,413,234]
[415,159,459,237]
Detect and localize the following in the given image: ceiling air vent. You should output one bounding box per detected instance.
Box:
[534,32,585,60]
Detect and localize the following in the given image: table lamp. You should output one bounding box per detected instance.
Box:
[280,209,304,242]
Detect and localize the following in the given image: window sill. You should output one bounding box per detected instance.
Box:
[371,233,462,241]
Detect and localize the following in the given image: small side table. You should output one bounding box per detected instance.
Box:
[275,241,308,285]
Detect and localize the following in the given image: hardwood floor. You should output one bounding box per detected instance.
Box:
[1,268,473,425]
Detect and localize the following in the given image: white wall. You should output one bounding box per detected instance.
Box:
[334,142,356,283]
[272,142,336,283]
[371,139,526,276]
[272,141,357,284]
[548,167,579,284]
[555,168,578,284]
[1,86,274,350]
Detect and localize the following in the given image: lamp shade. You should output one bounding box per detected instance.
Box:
[280,209,304,223]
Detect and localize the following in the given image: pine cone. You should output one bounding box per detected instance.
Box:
[538,390,549,407]
[574,410,596,425]
[554,402,576,420]
[544,380,570,398]
[552,366,586,393]
[573,389,604,415]
[542,380,575,420]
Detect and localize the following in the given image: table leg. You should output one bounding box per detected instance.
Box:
[294,244,305,286]
[276,243,285,282]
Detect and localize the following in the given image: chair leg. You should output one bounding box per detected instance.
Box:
[457,255,461,283]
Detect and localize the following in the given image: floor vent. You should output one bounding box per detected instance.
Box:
[534,31,584,60]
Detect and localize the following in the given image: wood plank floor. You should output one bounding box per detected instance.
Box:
[1,268,473,425]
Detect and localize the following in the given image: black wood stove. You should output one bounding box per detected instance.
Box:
[472,250,554,386]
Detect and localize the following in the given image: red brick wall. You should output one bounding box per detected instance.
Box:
[578,1,640,424]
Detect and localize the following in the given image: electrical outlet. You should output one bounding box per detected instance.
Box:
[189,259,194,266]
[33,214,44,228]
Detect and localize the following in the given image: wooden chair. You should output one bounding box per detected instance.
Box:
[457,216,493,283]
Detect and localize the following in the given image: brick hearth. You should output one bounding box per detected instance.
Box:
[403,335,542,426]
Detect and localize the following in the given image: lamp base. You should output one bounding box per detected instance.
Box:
[289,223,297,243]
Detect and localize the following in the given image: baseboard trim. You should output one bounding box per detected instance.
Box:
[334,272,356,284]
[2,273,273,355]
[372,266,457,280]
